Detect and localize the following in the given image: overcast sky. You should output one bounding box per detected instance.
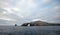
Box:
[0,0,60,25]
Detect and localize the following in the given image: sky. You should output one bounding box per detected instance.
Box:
[0,0,60,25]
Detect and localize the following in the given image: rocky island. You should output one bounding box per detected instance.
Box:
[21,21,60,26]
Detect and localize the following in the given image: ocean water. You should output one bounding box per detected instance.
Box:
[0,26,60,35]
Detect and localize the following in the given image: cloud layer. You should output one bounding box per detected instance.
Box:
[0,0,60,25]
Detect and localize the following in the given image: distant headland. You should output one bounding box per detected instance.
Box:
[21,20,60,26]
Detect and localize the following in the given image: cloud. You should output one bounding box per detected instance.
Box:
[0,18,15,21]
[42,0,51,3]
[0,0,60,25]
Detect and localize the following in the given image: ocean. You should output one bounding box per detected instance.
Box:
[0,26,60,35]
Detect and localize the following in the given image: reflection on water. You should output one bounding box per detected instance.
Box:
[0,26,60,35]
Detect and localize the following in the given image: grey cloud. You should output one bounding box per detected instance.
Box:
[0,0,60,25]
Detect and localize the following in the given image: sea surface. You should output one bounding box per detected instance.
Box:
[0,26,60,35]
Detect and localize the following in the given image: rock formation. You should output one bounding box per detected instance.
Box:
[21,20,60,26]
[21,21,48,26]
[30,21,48,26]
[21,23,30,26]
